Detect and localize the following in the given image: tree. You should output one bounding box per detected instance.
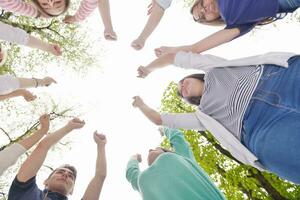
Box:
[160,82,300,200]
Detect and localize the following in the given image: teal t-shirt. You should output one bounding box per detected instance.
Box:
[126,128,226,200]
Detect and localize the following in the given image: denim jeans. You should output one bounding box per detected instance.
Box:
[242,56,300,184]
[278,0,300,12]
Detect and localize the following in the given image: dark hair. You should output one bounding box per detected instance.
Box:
[47,164,77,180]
[177,73,205,106]
[31,0,70,17]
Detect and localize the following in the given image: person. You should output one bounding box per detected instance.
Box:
[7,117,108,200]
[0,0,117,40]
[0,75,57,101]
[133,51,300,184]
[126,127,226,200]
[151,0,300,56]
[0,114,50,176]
[0,22,62,59]
[131,0,171,50]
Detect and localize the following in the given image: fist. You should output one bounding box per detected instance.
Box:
[48,44,62,56]
[137,66,151,78]
[93,131,107,146]
[39,114,50,132]
[41,77,57,87]
[132,96,145,108]
[21,90,37,102]
[67,118,85,130]
[132,154,142,163]
[154,46,176,57]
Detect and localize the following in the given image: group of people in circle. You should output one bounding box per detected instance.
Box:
[0,0,300,199]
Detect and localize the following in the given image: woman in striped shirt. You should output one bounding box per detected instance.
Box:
[0,0,116,40]
[132,51,300,184]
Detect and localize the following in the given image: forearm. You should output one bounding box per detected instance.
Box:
[179,28,240,54]
[18,77,46,88]
[0,89,23,100]
[146,53,175,72]
[27,35,51,52]
[139,104,162,125]
[18,128,47,150]
[98,0,114,30]
[38,126,72,149]
[82,146,106,200]
[137,4,164,41]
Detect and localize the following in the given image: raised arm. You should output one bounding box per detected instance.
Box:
[137,53,175,78]
[82,132,107,200]
[126,154,142,191]
[131,0,166,50]
[0,0,39,18]
[27,36,62,56]
[16,118,85,182]
[155,28,240,56]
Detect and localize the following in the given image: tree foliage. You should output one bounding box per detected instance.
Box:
[160,82,300,200]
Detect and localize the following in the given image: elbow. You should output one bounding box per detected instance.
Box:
[153,117,162,126]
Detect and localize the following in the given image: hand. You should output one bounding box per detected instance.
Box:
[154,46,177,57]
[93,131,107,147]
[47,44,62,56]
[131,38,145,51]
[63,15,77,24]
[132,96,145,108]
[147,0,157,15]
[39,114,50,132]
[131,154,142,162]
[67,118,85,130]
[104,29,117,41]
[40,77,57,87]
[137,66,151,78]
[21,90,37,102]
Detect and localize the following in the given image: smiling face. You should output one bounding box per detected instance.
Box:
[178,77,204,98]
[35,0,67,16]
[191,0,220,22]
[44,167,76,195]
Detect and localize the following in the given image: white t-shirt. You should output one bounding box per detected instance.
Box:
[0,74,20,95]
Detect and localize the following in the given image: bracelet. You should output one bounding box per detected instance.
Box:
[32,78,39,88]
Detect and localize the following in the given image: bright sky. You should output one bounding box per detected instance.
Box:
[1,0,300,199]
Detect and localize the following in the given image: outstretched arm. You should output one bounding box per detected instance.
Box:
[137,53,175,78]
[132,96,162,125]
[0,0,39,18]
[126,154,142,191]
[82,132,107,200]
[155,28,240,56]
[16,118,85,182]
[27,36,62,56]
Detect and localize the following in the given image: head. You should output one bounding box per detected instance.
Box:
[147,147,172,166]
[0,47,7,67]
[44,164,77,196]
[177,74,205,106]
[32,0,70,17]
[190,0,223,24]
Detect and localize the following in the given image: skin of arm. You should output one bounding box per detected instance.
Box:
[0,89,36,101]
[131,1,165,50]
[18,77,57,88]
[132,96,162,125]
[16,118,85,182]
[156,28,240,56]
[82,132,107,200]
[98,0,116,40]
[27,36,62,56]
[137,53,175,78]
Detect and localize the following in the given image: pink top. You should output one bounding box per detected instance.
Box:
[74,0,98,22]
[0,0,38,18]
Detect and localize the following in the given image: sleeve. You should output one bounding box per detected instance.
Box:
[74,0,98,22]
[173,51,228,72]
[126,159,141,192]
[8,176,39,199]
[155,0,172,10]
[164,127,195,160]
[224,22,256,38]
[161,112,206,130]
[0,143,26,175]
[0,0,38,18]
[0,74,20,95]
[0,22,29,45]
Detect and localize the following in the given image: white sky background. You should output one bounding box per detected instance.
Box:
[1,0,300,199]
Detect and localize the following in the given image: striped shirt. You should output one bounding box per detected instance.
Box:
[0,0,38,18]
[74,0,98,22]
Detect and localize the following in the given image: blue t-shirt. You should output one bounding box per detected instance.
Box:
[8,176,68,200]
[218,0,279,35]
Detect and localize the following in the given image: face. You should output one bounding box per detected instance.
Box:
[44,168,75,195]
[178,78,203,98]
[192,0,220,22]
[37,0,66,16]
[147,147,165,166]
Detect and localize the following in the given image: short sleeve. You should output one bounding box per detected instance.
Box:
[8,176,40,200]
[0,74,20,95]
[161,112,205,131]
[156,0,172,10]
